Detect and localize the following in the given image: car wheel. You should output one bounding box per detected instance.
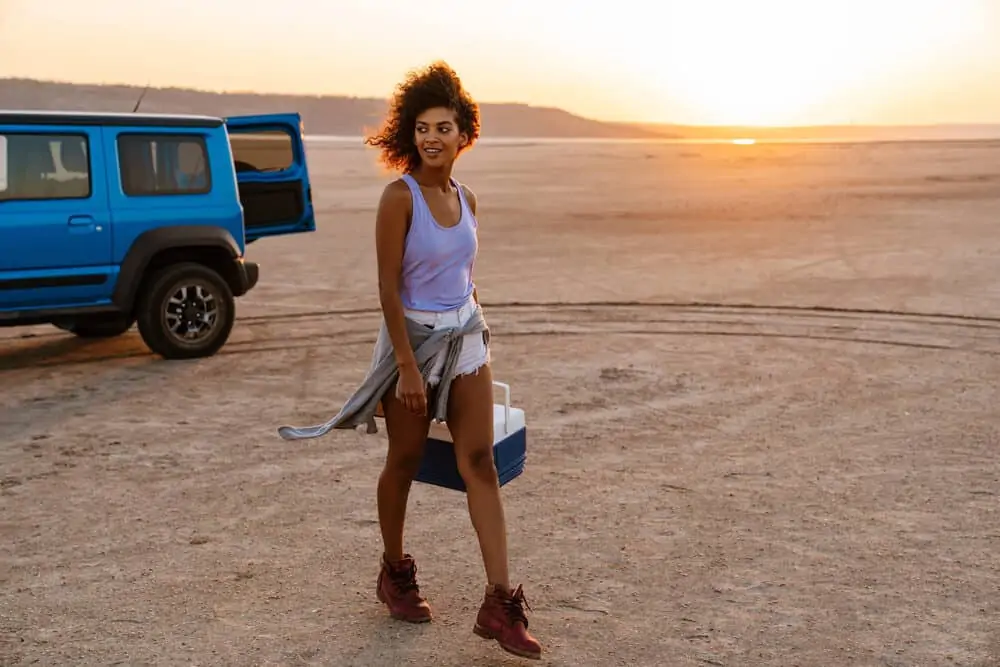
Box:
[136,262,235,360]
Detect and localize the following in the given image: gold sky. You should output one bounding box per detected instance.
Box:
[2,0,998,126]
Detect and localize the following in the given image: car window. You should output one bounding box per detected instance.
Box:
[117,134,211,196]
[230,129,294,173]
[0,132,91,201]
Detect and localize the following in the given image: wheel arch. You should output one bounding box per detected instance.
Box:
[114,226,245,316]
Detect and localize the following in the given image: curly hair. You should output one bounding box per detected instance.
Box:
[364,61,481,173]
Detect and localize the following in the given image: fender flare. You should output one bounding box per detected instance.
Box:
[112,226,241,310]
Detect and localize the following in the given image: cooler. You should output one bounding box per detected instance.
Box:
[416,381,527,492]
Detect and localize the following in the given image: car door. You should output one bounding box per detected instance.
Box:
[224,113,316,242]
[0,125,113,310]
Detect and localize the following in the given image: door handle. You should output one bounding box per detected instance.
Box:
[68,215,95,226]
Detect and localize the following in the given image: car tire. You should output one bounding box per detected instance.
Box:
[136,262,236,360]
[54,315,134,338]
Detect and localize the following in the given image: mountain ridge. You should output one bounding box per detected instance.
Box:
[2,78,998,141]
[0,78,669,139]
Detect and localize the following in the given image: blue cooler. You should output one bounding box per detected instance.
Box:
[416,381,527,492]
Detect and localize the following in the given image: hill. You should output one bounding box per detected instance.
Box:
[3,79,997,142]
[0,78,668,140]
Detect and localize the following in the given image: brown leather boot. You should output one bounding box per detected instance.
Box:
[375,553,432,623]
[473,583,542,660]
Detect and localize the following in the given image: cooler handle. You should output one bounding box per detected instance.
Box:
[493,381,511,435]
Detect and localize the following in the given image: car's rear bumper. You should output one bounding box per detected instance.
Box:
[233,259,260,296]
[244,261,260,290]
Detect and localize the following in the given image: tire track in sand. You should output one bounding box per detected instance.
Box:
[2,300,1000,370]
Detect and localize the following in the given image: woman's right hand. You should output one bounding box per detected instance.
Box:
[396,364,427,416]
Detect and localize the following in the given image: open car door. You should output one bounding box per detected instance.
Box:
[224,112,316,242]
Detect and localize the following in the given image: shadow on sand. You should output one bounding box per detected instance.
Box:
[0,331,153,371]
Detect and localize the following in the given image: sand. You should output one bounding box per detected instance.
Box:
[2,138,999,667]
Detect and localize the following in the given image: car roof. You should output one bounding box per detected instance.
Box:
[0,110,224,128]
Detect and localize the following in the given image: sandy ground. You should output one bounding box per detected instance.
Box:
[2,138,1000,667]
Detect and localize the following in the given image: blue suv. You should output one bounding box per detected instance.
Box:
[0,110,315,359]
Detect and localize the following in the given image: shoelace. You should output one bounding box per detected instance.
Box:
[501,584,532,627]
[389,562,421,596]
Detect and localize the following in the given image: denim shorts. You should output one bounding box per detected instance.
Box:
[372,295,490,388]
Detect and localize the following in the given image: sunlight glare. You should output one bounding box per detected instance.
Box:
[625,0,987,126]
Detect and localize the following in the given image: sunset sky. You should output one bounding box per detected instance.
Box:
[2,0,998,127]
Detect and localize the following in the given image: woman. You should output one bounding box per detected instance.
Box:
[277,62,542,660]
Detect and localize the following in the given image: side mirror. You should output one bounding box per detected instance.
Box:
[0,135,7,194]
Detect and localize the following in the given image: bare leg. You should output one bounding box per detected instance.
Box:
[379,388,432,561]
[449,364,541,657]
[446,364,510,589]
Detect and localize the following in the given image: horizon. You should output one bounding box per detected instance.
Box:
[6,77,1000,134]
[2,0,999,127]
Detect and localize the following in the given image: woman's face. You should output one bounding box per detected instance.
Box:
[413,106,467,167]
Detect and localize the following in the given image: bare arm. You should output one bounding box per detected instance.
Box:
[375,180,418,370]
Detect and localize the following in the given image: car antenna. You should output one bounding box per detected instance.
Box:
[131,83,151,113]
